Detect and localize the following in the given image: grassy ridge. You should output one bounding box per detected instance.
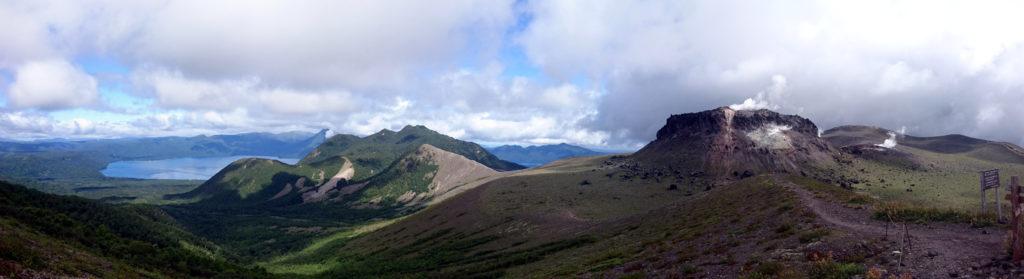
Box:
[174,157,344,203]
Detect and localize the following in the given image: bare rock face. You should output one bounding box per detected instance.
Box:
[632,107,838,177]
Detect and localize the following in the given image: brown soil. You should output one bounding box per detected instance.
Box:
[775,176,1010,278]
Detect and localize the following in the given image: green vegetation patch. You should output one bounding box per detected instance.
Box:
[873,202,996,227]
[0,181,268,278]
[842,145,1024,211]
[357,157,438,205]
[807,260,865,279]
[301,125,522,178]
[318,235,595,278]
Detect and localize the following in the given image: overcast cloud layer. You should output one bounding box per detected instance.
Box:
[2,0,1024,149]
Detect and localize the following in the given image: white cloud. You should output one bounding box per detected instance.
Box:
[0,5,53,68]
[312,68,612,147]
[539,84,582,109]
[874,61,934,94]
[975,105,1005,128]
[5,0,1024,148]
[0,111,53,135]
[70,118,95,134]
[134,69,253,110]
[7,59,99,110]
[258,89,357,116]
[134,69,359,116]
[127,0,515,88]
[520,0,1024,146]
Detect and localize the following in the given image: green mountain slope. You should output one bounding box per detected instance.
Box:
[260,156,831,278]
[175,125,521,206]
[170,156,346,204]
[165,141,507,262]
[303,125,523,176]
[0,180,267,278]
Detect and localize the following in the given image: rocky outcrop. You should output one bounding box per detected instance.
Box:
[632,107,838,177]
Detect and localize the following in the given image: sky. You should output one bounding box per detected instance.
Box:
[2,0,1024,150]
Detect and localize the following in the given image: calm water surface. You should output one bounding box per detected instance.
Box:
[101,156,299,180]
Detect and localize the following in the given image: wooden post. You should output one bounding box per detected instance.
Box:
[981,172,987,214]
[978,174,987,213]
[998,184,1003,222]
[1007,176,1023,263]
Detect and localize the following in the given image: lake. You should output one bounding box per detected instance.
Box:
[101,156,300,180]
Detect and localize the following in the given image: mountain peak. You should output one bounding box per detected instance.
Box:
[633,107,837,176]
[372,128,397,136]
[398,125,434,134]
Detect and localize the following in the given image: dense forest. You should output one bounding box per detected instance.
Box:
[0,180,269,278]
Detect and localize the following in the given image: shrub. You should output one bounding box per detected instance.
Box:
[798,228,831,243]
[873,203,995,227]
[808,261,864,279]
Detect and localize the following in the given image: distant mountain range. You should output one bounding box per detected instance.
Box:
[0,129,327,160]
[487,143,605,167]
[0,130,327,189]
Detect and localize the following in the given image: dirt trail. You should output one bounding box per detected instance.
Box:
[774,176,1007,277]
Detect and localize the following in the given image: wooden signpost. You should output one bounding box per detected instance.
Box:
[1005,176,1023,262]
[981,169,1001,221]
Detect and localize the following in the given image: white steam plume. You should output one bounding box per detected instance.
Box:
[729,75,788,111]
[876,132,898,149]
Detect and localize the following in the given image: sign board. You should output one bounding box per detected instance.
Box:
[982,169,1000,190]
[981,169,1002,220]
